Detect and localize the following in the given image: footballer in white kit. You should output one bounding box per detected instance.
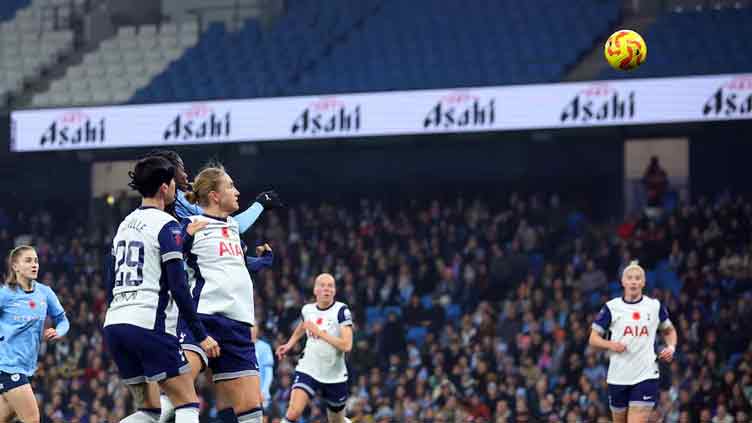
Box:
[277,274,354,423]
[103,156,215,423]
[590,261,677,422]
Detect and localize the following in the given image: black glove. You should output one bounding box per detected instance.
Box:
[255,190,283,210]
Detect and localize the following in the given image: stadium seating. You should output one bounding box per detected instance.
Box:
[601,6,752,79]
[0,0,75,104]
[132,0,619,103]
[31,20,199,107]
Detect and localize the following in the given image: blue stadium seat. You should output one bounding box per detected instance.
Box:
[406,326,428,346]
[134,0,620,102]
[0,0,29,22]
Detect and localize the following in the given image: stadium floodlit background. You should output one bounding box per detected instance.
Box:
[1,0,752,421]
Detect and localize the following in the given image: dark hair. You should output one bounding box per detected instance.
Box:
[145,149,183,170]
[128,156,176,198]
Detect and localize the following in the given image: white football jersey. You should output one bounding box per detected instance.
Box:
[592,295,673,385]
[104,207,184,336]
[296,301,352,383]
[185,215,254,325]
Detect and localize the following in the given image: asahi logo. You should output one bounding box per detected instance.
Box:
[164,104,231,141]
[560,84,635,123]
[39,110,105,147]
[703,75,752,117]
[291,98,361,135]
[424,92,495,129]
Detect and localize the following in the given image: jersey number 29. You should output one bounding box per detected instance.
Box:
[114,240,144,287]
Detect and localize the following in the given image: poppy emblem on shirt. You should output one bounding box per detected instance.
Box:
[316,318,323,325]
[28,300,36,309]
[632,311,640,320]
[172,231,183,246]
[222,227,229,239]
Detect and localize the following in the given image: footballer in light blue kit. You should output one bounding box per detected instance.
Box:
[589,261,678,423]
[0,245,69,423]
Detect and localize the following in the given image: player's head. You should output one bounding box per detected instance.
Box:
[145,149,189,191]
[128,156,176,204]
[184,163,239,213]
[4,245,38,289]
[313,273,336,304]
[621,260,645,296]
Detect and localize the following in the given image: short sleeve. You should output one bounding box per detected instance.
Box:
[659,302,673,330]
[592,305,611,334]
[338,306,353,326]
[158,220,184,262]
[45,287,66,318]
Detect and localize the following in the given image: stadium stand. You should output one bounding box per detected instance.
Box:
[1,0,75,105]
[3,189,752,421]
[31,20,199,107]
[131,0,619,103]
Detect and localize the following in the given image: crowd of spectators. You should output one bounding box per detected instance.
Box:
[1,189,751,422]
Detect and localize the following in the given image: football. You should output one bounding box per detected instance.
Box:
[604,29,647,71]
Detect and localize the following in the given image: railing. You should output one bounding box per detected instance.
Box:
[185,0,283,32]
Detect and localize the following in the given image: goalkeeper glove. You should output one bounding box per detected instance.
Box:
[255,190,283,210]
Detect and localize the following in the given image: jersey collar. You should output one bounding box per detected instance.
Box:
[202,213,228,222]
[622,295,644,304]
[138,206,158,210]
[316,301,336,311]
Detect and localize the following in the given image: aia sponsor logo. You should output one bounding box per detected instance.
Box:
[423,91,495,129]
[703,75,752,117]
[291,98,361,135]
[163,104,231,141]
[39,110,106,147]
[560,84,635,123]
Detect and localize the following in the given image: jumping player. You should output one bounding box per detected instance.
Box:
[103,156,219,423]
[178,164,264,423]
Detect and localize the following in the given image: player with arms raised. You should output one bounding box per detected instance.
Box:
[276,273,353,423]
[589,261,678,423]
[177,164,264,423]
[103,157,219,423]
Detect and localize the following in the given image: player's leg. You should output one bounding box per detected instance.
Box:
[0,377,38,423]
[214,375,262,423]
[209,319,262,423]
[137,327,197,423]
[282,372,316,423]
[103,325,162,423]
[157,373,199,422]
[607,383,628,423]
[627,379,658,423]
[322,381,349,423]
[0,394,15,423]
[121,383,162,423]
[160,349,206,423]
